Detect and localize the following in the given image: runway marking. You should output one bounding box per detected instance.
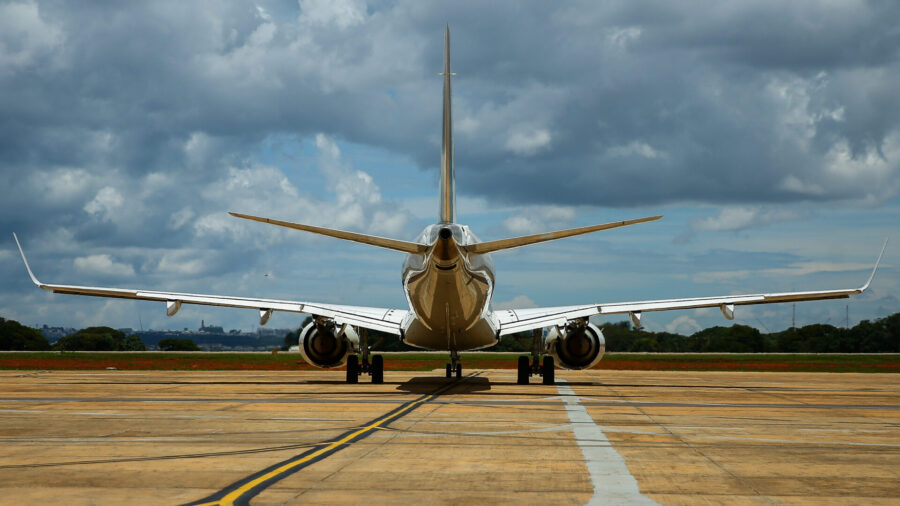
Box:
[5,396,898,412]
[186,374,476,506]
[557,380,657,505]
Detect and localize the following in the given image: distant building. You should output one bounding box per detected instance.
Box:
[38,325,77,343]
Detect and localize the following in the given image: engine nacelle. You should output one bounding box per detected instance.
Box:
[298,319,359,368]
[545,320,605,370]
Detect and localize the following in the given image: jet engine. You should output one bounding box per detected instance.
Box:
[298,319,359,368]
[544,320,605,370]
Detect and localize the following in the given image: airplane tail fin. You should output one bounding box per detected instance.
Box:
[464,215,662,254]
[439,25,455,224]
[229,212,427,254]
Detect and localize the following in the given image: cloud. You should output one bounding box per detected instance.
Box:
[763,262,878,277]
[691,206,801,233]
[168,207,195,230]
[74,254,135,277]
[505,128,552,157]
[299,0,367,29]
[606,141,666,160]
[493,295,538,310]
[502,206,575,235]
[193,133,408,247]
[0,1,64,70]
[84,187,124,221]
[665,315,701,335]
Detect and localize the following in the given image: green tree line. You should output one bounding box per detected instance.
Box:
[601,312,900,353]
[0,320,147,351]
[4,312,899,353]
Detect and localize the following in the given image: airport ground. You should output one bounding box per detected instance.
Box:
[1,351,898,373]
[0,369,898,505]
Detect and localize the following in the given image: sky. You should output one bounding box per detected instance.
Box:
[1,0,898,336]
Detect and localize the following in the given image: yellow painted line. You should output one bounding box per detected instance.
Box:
[194,378,463,506]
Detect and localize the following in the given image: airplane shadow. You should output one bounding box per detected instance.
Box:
[397,376,491,394]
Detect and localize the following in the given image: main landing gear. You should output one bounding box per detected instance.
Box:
[517,329,554,385]
[445,350,462,379]
[346,328,384,384]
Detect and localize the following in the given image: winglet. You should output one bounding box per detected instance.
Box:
[12,233,43,287]
[859,237,888,292]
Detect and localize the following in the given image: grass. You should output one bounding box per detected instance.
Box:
[0,351,897,373]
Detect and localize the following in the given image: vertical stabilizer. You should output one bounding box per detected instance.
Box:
[439,26,456,224]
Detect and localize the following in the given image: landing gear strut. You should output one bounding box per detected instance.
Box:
[516,328,554,385]
[446,350,461,379]
[346,328,384,384]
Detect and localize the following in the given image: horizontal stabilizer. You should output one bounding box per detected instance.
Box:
[229,212,427,254]
[465,215,662,254]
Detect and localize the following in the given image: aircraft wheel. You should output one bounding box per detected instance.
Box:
[455,363,462,378]
[446,364,452,378]
[371,355,384,384]
[542,356,555,385]
[346,355,359,384]
[517,356,530,385]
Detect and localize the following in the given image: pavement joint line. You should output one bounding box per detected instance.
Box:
[184,372,480,506]
[556,379,657,505]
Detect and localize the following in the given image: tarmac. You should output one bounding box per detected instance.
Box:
[0,368,898,505]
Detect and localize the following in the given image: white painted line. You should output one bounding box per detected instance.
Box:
[557,380,657,505]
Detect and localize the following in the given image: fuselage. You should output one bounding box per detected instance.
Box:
[400,223,499,352]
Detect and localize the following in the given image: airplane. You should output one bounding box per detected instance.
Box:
[14,27,887,385]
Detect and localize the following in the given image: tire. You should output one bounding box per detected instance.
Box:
[542,356,555,385]
[371,355,384,384]
[455,363,462,378]
[446,364,452,378]
[517,356,529,385]
[346,355,359,384]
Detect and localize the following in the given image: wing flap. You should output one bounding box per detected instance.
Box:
[496,305,598,336]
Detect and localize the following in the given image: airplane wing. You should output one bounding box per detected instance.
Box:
[13,234,407,335]
[496,239,887,335]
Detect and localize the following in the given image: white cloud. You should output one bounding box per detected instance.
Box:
[665,315,701,335]
[74,254,135,277]
[84,186,124,221]
[690,206,800,233]
[607,141,666,160]
[33,168,94,203]
[779,175,826,196]
[607,26,642,49]
[195,134,408,244]
[299,0,367,29]
[0,1,64,70]
[493,295,538,310]
[504,128,552,157]
[691,270,753,284]
[763,261,877,277]
[154,250,209,276]
[824,133,899,182]
[168,207,195,230]
[502,206,575,235]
